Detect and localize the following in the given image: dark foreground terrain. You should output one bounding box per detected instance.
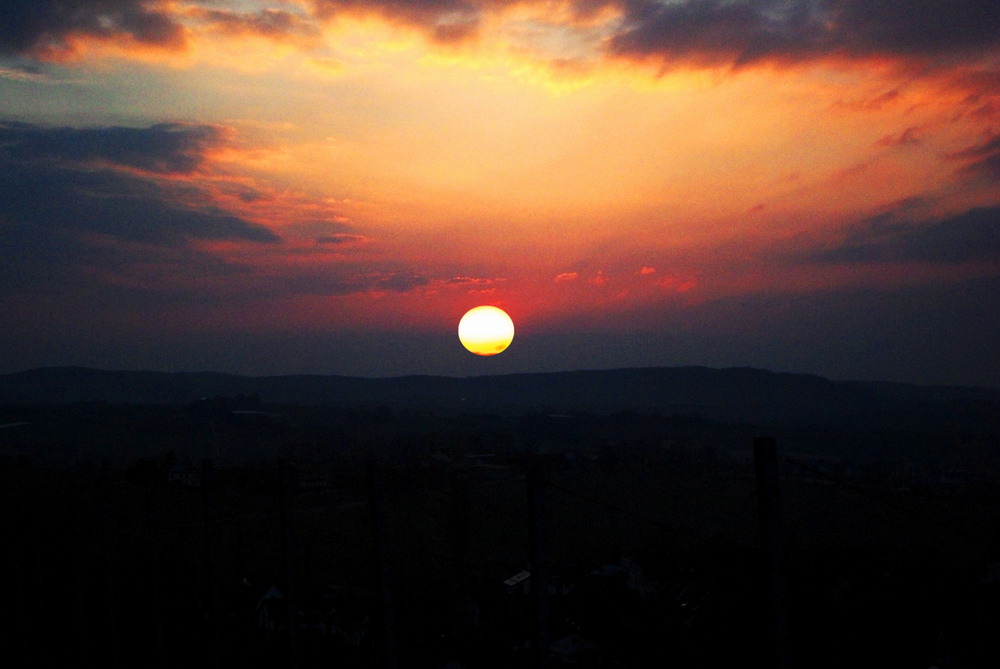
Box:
[1,366,999,668]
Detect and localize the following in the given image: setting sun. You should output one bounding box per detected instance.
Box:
[458,306,515,356]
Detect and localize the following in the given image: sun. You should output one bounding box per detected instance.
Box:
[458,306,515,356]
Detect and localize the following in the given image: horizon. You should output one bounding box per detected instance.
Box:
[7,362,1000,393]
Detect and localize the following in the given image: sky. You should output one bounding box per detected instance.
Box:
[1,0,999,385]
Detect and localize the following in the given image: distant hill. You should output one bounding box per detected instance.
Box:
[2,366,999,427]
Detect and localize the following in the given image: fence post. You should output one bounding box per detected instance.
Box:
[753,436,793,669]
[100,478,121,669]
[527,467,549,669]
[145,482,165,669]
[3,473,29,665]
[202,459,220,669]
[72,482,88,667]
[367,460,398,669]
[278,458,298,669]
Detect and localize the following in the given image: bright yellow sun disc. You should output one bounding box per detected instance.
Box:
[458,306,514,356]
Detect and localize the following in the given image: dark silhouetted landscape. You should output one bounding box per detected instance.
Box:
[2,366,999,668]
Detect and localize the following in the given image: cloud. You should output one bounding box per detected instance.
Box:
[239,266,430,299]
[589,270,608,286]
[605,0,1000,68]
[445,276,496,285]
[0,121,224,174]
[313,0,498,43]
[0,0,187,60]
[0,121,279,246]
[951,135,1000,178]
[6,0,997,75]
[194,7,320,43]
[376,272,429,291]
[816,206,1000,265]
[316,233,368,244]
[876,127,921,148]
[0,62,49,82]
[0,121,455,310]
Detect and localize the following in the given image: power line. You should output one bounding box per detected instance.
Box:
[545,480,695,538]
[781,455,987,549]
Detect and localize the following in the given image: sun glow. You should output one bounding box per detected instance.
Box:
[458,306,515,356]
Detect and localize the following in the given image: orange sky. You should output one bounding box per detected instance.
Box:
[2,1,1000,382]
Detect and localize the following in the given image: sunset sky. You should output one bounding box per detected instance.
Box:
[2,0,999,384]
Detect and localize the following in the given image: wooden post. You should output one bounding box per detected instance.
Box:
[145,483,165,669]
[27,480,52,668]
[3,475,29,666]
[367,460,398,669]
[278,459,298,669]
[527,467,549,669]
[399,554,408,668]
[100,479,121,669]
[72,483,88,667]
[202,459,221,669]
[753,436,793,669]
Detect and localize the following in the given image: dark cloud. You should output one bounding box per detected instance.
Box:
[0,121,443,313]
[606,0,1000,67]
[0,61,48,81]
[0,121,279,248]
[0,0,187,59]
[185,262,430,300]
[294,0,1000,70]
[376,272,429,291]
[0,121,223,174]
[816,206,1000,264]
[6,0,996,68]
[0,164,279,245]
[951,135,1000,177]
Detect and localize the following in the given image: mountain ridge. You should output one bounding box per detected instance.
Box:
[3,365,999,427]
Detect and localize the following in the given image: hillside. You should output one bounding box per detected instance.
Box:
[2,365,999,427]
